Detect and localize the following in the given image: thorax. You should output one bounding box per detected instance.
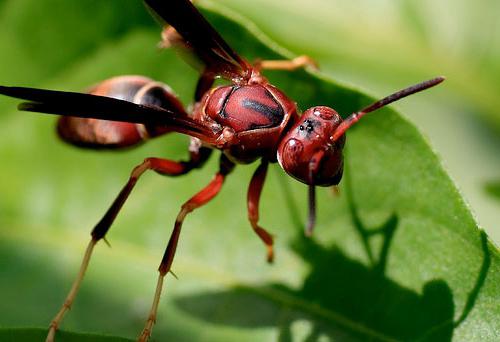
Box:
[196,83,298,163]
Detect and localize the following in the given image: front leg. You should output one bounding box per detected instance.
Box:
[247,160,275,263]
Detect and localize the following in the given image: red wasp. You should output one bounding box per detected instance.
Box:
[0,0,444,341]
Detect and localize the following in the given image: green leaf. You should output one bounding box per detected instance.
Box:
[0,1,498,342]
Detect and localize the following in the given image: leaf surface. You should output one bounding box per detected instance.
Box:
[0,1,498,341]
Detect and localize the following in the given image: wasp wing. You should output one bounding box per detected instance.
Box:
[144,0,251,81]
[0,85,218,143]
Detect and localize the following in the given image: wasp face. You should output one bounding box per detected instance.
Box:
[277,106,346,186]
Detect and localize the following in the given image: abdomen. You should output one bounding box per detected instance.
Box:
[57,75,186,149]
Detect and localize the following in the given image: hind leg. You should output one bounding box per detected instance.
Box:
[254,55,319,71]
[45,144,211,342]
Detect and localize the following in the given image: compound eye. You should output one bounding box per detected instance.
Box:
[278,138,304,172]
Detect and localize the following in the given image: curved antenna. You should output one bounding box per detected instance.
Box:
[331,76,445,141]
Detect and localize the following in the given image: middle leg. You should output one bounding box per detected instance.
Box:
[138,155,235,342]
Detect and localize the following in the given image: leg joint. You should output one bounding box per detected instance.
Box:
[131,159,152,179]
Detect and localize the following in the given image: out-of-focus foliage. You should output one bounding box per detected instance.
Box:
[0,328,131,342]
[485,181,500,202]
[0,0,499,341]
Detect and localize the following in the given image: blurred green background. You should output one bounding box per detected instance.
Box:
[0,0,499,341]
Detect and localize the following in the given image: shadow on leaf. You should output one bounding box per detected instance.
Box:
[174,170,492,341]
[174,245,454,341]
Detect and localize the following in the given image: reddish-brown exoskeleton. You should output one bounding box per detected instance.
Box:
[0,0,445,341]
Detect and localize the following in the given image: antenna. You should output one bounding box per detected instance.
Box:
[331,76,445,141]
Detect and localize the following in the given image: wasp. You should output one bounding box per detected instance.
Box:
[0,0,444,340]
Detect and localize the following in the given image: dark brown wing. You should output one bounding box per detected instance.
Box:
[144,0,251,81]
[0,85,218,143]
